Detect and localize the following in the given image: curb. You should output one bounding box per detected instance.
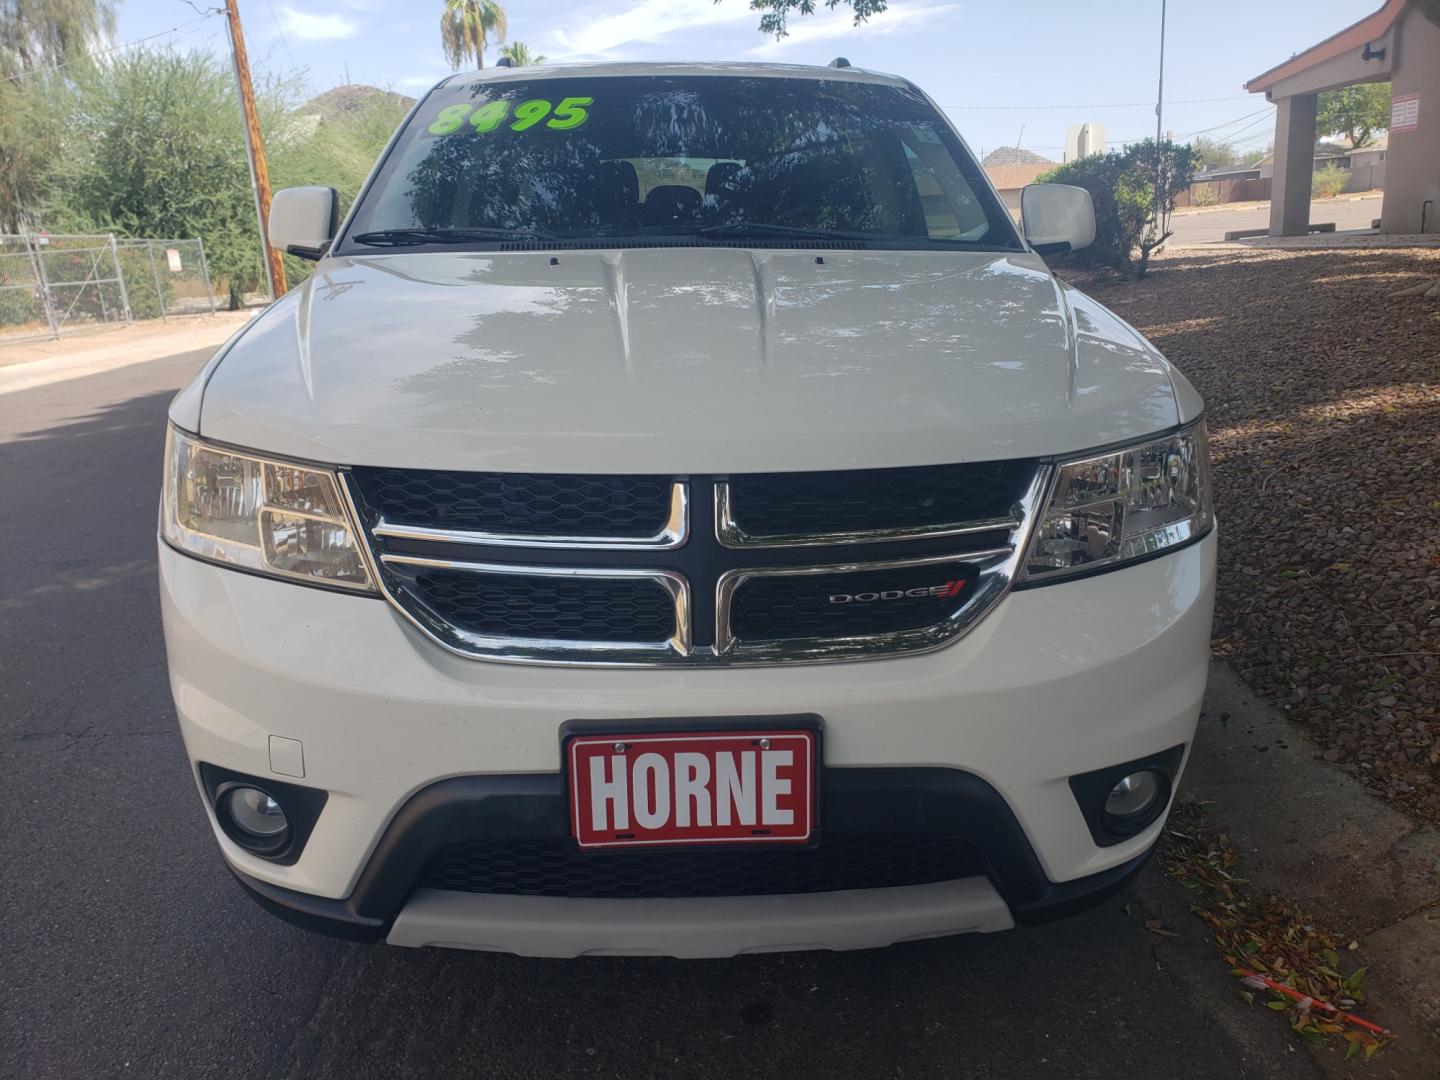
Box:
[1182,662,1440,1075]
[0,312,254,395]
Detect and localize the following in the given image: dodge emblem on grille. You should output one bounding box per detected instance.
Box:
[827,580,968,604]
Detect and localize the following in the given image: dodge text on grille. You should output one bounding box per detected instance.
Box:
[828,580,968,604]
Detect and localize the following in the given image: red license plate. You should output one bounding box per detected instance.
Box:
[567,729,816,849]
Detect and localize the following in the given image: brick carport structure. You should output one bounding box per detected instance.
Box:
[1245,0,1440,236]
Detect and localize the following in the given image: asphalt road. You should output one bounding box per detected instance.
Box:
[1,345,1308,1079]
[1167,194,1384,246]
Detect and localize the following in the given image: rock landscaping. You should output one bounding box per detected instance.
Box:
[1070,246,1440,820]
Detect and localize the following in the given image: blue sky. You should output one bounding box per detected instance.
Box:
[120,0,1378,161]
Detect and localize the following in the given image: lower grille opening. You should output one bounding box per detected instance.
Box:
[417,833,982,899]
[401,568,676,643]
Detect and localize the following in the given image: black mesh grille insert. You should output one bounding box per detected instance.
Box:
[401,568,675,642]
[350,467,672,538]
[417,833,981,898]
[730,563,978,641]
[728,460,1036,538]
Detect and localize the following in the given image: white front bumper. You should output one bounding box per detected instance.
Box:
[160,532,1215,913]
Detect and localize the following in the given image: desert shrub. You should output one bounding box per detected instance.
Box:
[1191,181,1223,207]
[114,246,173,319]
[1036,139,1196,279]
[1312,164,1350,200]
[0,282,40,326]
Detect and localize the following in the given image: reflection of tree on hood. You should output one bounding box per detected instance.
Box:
[398,78,971,239]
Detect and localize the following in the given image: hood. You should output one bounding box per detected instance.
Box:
[196,248,1183,473]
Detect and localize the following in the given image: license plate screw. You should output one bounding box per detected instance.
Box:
[758,737,771,749]
[613,741,628,753]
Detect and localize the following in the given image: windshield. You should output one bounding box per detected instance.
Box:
[339,74,1021,252]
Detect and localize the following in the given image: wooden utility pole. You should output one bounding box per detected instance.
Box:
[223,0,285,300]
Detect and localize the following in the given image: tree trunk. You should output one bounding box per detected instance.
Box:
[1390,277,1440,300]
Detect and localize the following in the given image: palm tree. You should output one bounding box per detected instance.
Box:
[440,0,507,71]
[497,41,545,66]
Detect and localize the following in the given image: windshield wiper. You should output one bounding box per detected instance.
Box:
[693,221,877,243]
[350,226,560,246]
[694,222,1012,248]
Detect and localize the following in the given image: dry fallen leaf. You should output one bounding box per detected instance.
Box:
[1159,801,1396,1056]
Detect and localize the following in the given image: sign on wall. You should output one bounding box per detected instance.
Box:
[1390,93,1420,134]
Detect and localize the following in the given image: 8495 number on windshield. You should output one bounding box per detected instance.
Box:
[427,97,593,135]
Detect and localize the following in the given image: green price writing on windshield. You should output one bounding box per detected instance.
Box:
[427,96,594,135]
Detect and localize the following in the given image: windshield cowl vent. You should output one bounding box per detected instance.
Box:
[496,237,865,252]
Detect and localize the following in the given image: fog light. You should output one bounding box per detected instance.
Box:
[223,785,289,850]
[1105,771,1163,821]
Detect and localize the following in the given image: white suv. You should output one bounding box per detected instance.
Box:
[159,61,1215,957]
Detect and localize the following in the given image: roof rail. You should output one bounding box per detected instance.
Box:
[827,57,851,68]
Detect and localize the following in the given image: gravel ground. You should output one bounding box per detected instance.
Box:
[1070,247,1440,821]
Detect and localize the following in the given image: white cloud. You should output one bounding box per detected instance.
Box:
[543,0,753,60]
[397,73,447,89]
[279,6,359,41]
[746,3,959,55]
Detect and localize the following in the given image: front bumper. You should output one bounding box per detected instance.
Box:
[160,530,1215,953]
[222,767,1162,953]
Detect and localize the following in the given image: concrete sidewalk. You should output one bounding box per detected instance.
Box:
[0,311,254,395]
[1179,665,1440,1075]
[1167,194,1384,247]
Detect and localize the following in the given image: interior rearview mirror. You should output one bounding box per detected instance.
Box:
[1021,183,1096,256]
[268,186,338,262]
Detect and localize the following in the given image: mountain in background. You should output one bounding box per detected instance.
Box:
[299,84,416,118]
[981,146,1054,168]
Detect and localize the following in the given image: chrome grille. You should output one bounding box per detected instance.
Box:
[394,563,678,643]
[344,462,1047,666]
[718,460,1034,546]
[350,467,686,549]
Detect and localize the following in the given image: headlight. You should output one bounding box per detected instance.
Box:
[162,426,374,591]
[1020,422,1212,583]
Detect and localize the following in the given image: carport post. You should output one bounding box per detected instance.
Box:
[1268,93,1318,236]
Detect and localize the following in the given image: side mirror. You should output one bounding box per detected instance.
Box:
[1021,183,1095,255]
[268,186,338,261]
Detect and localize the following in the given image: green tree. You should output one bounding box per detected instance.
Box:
[1241,143,1271,167]
[270,88,413,284]
[440,0,507,71]
[36,48,280,307]
[497,41,545,66]
[0,0,115,78]
[1037,139,1196,279]
[1316,83,1389,148]
[1190,135,1242,171]
[0,0,117,230]
[735,0,888,37]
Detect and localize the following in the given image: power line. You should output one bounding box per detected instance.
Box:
[262,0,296,69]
[1177,107,1272,139]
[3,12,221,83]
[1208,112,1275,146]
[1008,106,1276,155]
[942,94,1254,111]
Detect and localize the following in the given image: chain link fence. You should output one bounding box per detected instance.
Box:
[1,232,216,343]
[114,239,218,320]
